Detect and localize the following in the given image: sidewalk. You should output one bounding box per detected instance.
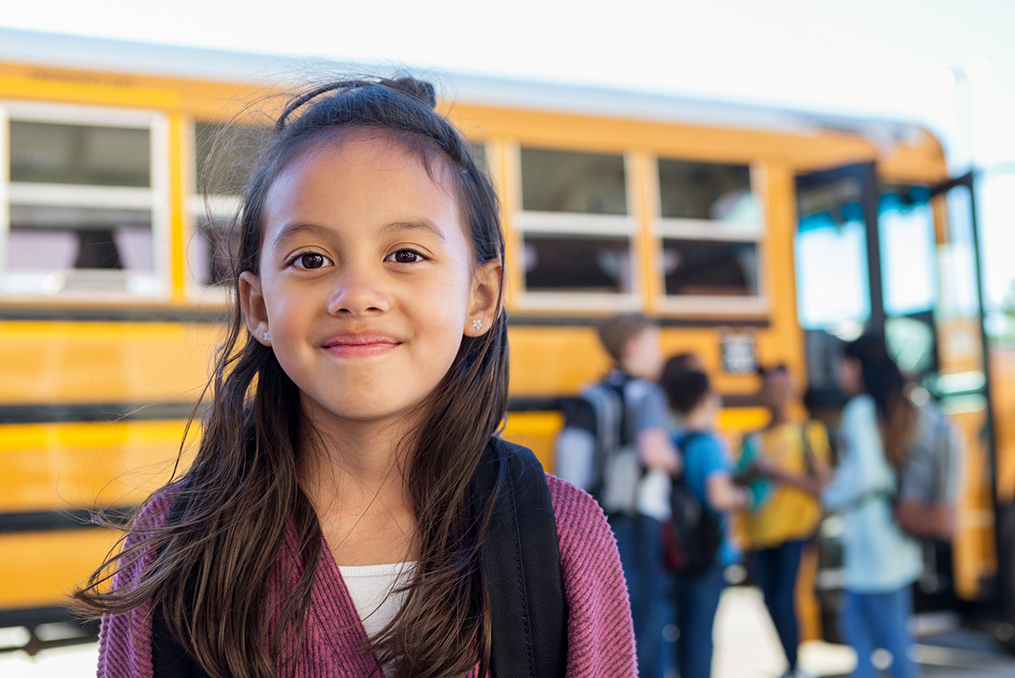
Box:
[713,586,1015,678]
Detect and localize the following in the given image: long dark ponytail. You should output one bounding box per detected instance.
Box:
[74,77,509,678]
[843,334,917,471]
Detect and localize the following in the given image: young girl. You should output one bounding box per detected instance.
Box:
[75,77,634,678]
[823,334,921,678]
[738,365,831,678]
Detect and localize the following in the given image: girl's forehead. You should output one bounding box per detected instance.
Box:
[286,129,451,182]
[264,130,461,215]
[259,130,469,250]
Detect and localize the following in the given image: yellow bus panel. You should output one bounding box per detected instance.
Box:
[0,420,193,513]
[0,529,121,610]
[0,322,219,405]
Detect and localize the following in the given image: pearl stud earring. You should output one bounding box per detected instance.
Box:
[472,319,483,330]
[263,330,271,342]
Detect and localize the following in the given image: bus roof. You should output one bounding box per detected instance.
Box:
[0,27,927,147]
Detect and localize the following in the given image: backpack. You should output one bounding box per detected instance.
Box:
[554,374,648,515]
[661,432,723,575]
[152,439,567,678]
[893,401,961,541]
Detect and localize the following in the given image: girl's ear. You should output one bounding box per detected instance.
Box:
[239,271,272,345]
[465,260,503,337]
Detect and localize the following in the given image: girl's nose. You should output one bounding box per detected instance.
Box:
[326,265,390,317]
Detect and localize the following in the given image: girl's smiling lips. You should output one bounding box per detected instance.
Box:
[322,333,402,357]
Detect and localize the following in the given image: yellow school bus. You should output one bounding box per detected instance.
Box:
[0,27,1009,652]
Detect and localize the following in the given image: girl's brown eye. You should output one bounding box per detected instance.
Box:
[392,250,424,264]
[299,253,327,269]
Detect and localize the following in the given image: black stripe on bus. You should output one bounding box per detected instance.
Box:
[0,607,99,652]
[0,402,205,424]
[0,306,229,323]
[507,315,769,328]
[511,394,760,410]
[0,306,766,328]
[0,393,760,425]
[0,507,134,535]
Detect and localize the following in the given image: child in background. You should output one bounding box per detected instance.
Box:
[664,369,747,678]
[739,365,831,678]
[824,335,921,678]
[75,77,634,678]
[561,313,680,678]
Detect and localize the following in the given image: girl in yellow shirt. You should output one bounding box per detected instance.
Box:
[739,365,831,678]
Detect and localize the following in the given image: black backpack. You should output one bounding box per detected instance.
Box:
[152,438,567,678]
[662,432,723,576]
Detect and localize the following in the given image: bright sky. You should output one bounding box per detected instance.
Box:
[2,0,1014,310]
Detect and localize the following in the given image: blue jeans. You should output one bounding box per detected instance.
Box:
[609,514,667,678]
[673,563,726,678]
[752,539,807,671]
[840,586,918,678]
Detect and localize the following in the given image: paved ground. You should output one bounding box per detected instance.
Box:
[3,586,1015,677]
[712,587,1015,678]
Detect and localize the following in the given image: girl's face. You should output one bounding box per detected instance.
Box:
[759,370,792,413]
[837,356,863,396]
[239,132,500,429]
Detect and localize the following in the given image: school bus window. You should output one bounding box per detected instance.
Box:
[193,122,264,197]
[661,238,758,297]
[514,147,636,304]
[523,234,631,294]
[470,142,489,177]
[3,112,162,296]
[189,122,266,289]
[520,148,627,214]
[657,158,757,224]
[795,180,872,330]
[10,121,150,187]
[653,158,763,310]
[879,186,936,319]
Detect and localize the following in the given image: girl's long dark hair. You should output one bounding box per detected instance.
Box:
[73,77,509,678]
[844,334,917,470]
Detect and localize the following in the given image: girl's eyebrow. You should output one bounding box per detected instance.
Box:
[272,222,335,250]
[380,219,446,242]
[272,219,446,250]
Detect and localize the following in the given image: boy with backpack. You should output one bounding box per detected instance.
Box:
[663,368,747,678]
[555,313,680,678]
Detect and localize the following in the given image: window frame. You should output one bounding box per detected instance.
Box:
[651,158,769,316]
[509,142,641,312]
[0,101,170,300]
[184,119,250,303]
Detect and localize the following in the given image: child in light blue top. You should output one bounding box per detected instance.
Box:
[823,334,922,678]
[822,394,922,591]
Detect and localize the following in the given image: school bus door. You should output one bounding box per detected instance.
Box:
[795,162,1003,638]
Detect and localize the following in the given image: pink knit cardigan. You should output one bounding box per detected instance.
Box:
[96,474,636,677]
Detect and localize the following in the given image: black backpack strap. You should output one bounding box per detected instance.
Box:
[152,607,209,678]
[152,492,212,678]
[473,438,568,678]
[675,430,704,455]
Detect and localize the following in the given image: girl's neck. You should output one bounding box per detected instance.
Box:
[299,415,420,566]
[766,409,789,429]
[300,415,413,502]
[682,409,712,431]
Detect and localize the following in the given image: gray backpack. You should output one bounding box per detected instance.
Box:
[555,375,649,514]
[895,400,962,540]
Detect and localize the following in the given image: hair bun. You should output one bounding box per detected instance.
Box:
[388,77,437,109]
